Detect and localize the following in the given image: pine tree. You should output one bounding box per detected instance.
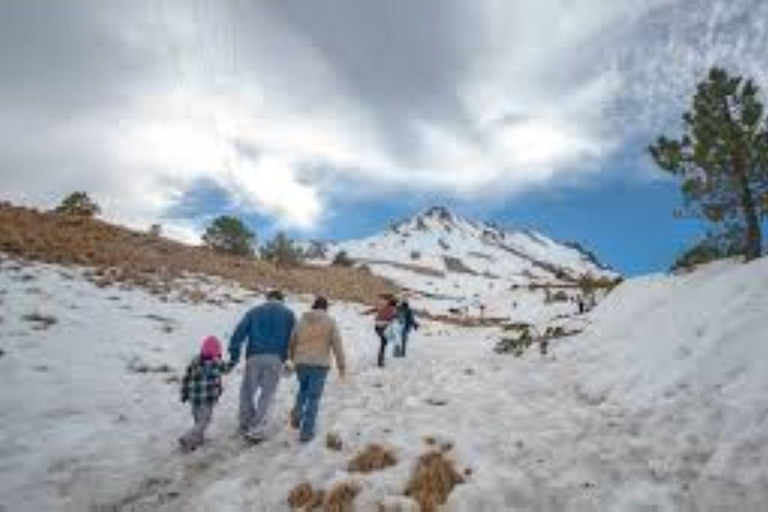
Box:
[650,67,768,261]
[55,191,100,217]
[303,240,328,260]
[262,231,303,268]
[332,250,354,267]
[202,216,255,257]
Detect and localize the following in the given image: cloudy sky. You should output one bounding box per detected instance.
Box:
[1,0,767,274]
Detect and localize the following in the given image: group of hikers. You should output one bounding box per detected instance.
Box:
[178,290,419,451]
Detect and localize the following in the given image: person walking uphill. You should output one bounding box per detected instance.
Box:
[229,290,296,442]
[397,299,419,357]
[288,296,346,443]
[374,296,398,367]
[179,336,230,452]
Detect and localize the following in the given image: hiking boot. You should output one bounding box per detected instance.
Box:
[178,436,197,453]
[244,429,266,444]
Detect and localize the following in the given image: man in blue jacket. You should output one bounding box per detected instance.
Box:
[229,290,296,441]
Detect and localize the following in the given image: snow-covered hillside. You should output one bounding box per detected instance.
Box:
[309,206,618,322]
[2,252,767,511]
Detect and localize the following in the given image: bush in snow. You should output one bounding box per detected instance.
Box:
[55,191,100,218]
[495,323,580,357]
[495,333,533,357]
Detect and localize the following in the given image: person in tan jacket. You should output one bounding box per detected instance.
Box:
[287,296,346,443]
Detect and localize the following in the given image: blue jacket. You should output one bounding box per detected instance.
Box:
[229,300,296,363]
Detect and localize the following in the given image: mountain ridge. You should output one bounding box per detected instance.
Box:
[303,205,619,321]
[308,205,616,281]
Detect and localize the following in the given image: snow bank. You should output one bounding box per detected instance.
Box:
[573,258,768,406]
[561,257,768,509]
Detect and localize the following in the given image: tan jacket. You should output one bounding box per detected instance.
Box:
[289,310,346,373]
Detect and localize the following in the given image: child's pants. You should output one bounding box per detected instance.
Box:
[181,403,214,449]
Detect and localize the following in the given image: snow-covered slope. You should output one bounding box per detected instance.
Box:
[331,206,613,282]
[311,206,617,321]
[2,254,766,511]
[550,257,768,509]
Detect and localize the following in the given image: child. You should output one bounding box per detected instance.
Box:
[179,336,230,451]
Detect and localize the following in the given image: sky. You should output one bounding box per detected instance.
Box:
[1,0,766,275]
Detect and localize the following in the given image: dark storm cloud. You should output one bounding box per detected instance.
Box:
[0,1,161,114]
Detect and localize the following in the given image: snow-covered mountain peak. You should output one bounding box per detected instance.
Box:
[390,205,471,235]
[309,207,618,319]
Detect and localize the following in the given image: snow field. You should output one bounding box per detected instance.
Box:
[1,255,767,510]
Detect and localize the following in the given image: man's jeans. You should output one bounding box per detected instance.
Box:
[291,365,329,441]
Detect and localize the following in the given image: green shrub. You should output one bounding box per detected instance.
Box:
[55,192,100,217]
[261,232,304,268]
[332,250,354,267]
[202,216,255,257]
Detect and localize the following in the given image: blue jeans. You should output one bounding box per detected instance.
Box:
[292,365,329,441]
[400,327,411,357]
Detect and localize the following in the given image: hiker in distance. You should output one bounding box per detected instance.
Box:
[396,298,419,357]
[287,296,346,443]
[229,289,296,442]
[373,295,398,367]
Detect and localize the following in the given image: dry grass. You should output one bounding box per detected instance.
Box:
[404,450,464,512]
[288,480,358,512]
[348,444,397,474]
[323,481,360,512]
[287,482,325,510]
[0,203,398,305]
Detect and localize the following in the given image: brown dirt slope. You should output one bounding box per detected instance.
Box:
[0,202,398,304]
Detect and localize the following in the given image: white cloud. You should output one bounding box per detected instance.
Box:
[227,155,323,230]
[1,0,766,238]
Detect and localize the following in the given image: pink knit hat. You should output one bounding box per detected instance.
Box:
[200,336,222,360]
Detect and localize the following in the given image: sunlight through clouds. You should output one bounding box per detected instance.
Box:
[1,0,766,236]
